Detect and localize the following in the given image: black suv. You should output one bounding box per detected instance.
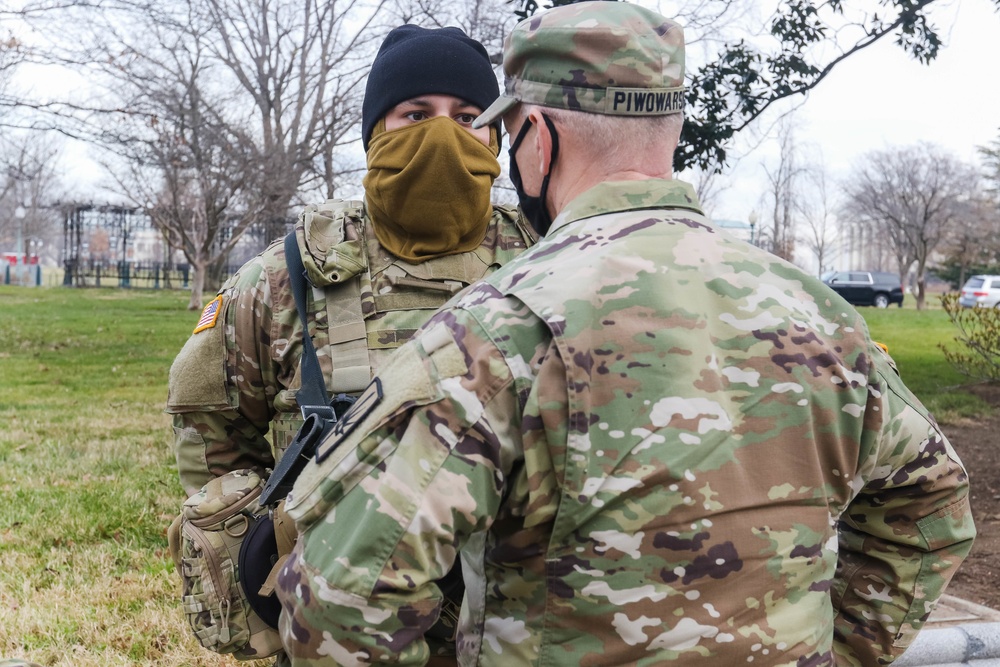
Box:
[821,271,904,308]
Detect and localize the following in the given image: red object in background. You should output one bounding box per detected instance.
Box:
[2,252,39,265]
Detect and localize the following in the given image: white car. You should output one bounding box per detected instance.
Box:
[959,275,1000,308]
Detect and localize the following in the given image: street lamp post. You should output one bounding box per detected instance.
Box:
[27,237,43,286]
[748,211,758,247]
[14,206,26,286]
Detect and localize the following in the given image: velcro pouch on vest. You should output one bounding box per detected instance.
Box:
[374,257,484,314]
[172,469,283,660]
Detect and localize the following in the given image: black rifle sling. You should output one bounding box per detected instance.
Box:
[259,233,336,506]
[285,232,332,418]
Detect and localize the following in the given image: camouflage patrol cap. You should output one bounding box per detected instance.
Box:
[472,1,685,129]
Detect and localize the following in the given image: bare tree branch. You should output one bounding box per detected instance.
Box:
[841,143,976,309]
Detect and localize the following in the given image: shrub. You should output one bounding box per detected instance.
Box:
[940,292,1000,381]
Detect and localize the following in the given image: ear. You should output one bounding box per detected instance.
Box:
[526,108,555,176]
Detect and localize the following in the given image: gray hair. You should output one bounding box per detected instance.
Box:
[516,105,683,168]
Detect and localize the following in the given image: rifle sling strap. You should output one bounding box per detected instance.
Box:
[284,232,333,420]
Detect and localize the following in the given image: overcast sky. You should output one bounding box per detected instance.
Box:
[704,0,1000,222]
[47,0,1000,229]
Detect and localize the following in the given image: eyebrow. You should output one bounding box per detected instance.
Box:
[398,97,477,110]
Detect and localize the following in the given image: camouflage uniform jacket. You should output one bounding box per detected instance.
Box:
[167,200,535,496]
[276,178,975,666]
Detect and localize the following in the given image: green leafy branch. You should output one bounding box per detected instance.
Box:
[507,0,974,172]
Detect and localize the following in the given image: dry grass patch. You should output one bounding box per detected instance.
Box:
[0,287,264,666]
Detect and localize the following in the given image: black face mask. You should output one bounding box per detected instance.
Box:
[508,114,560,236]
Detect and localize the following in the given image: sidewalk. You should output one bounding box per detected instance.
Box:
[896,596,1000,666]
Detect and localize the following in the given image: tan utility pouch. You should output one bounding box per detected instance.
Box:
[166,469,284,660]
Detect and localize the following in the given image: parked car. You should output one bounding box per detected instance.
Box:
[959,275,1000,308]
[821,270,904,308]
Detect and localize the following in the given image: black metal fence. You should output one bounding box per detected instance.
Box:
[54,203,291,291]
[60,260,246,289]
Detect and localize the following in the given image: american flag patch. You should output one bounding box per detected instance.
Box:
[193,295,223,334]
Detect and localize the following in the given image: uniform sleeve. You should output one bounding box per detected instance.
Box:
[832,362,976,665]
[275,309,525,666]
[167,262,279,497]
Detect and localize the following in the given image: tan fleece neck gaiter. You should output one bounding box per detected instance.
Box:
[364,116,501,263]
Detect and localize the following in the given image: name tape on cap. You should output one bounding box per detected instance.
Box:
[606,87,685,115]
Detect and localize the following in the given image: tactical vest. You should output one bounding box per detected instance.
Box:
[269,199,534,460]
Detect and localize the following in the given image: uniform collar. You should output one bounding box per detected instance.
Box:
[550,178,704,234]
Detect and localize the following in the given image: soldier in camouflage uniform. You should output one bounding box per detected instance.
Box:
[166,24,535,495]
[167,24,534,665]
[274,3,975,665]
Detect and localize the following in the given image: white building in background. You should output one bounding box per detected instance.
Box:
[127,226,184,264]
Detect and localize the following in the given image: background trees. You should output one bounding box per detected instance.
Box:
[0,132,63,267]
[510,0,999,171]
[0,12,25,121]
[760,121,805,263]
[935,194,1000,288]
[934,133,1000,286]
[797,163,837,278]
[841,144,976,309]
[81,3,266,308]
[1,0,999,304]
[14,0,390,305]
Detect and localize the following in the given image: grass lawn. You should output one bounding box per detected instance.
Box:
[0,286,266,666]
[860,300,993,422]
[0,286,990,665]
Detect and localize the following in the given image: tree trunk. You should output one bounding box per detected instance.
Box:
[915,263,927,310]
[188,262,206,311]
[206,259,226,295]
[162,240,173,290]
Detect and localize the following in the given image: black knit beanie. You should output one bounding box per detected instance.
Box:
[362,25,500,151]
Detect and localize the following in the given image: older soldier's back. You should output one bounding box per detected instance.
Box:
[274,3,975,666]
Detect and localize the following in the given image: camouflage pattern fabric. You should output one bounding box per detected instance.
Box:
[175,469,283,659]
[475,1,685,127]
[0,661,42,667]
[275,178,974,666]
[167,201,534,497]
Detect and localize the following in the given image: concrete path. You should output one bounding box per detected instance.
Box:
[896,596,1000,666]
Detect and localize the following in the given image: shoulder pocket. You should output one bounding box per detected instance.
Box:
[166,302,231,413]
[285,326,465,528]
